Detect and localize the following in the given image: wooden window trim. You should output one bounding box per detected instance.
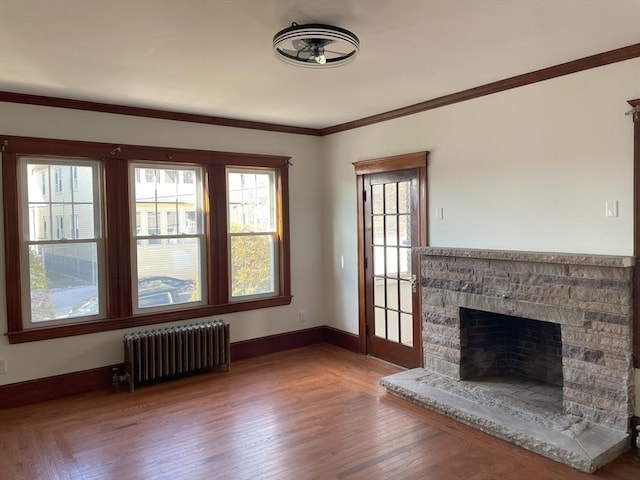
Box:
[1,135,292,344]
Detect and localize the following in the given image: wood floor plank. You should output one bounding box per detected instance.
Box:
[0,343,638,479]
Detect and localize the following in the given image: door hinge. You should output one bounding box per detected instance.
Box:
[364,256,368,269]
[365,324,369,337]
[363,189,367,202]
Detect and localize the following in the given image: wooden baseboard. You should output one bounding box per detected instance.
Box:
[231,326,325,361]
[0,365,116,410]
[323,325,360,353]
[0,325,358,409]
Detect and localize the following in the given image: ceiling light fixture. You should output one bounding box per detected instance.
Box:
[273,22,360,68]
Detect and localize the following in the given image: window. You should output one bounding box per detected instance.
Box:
[144,168,155,183]
[55,215,64,239]
[54,167,63,193]
[20,159,103,328]
[71,214,80,239]
[227,169,278,300]
[1,135,291,343]
[71,166,79,191]
[132,164,204,311]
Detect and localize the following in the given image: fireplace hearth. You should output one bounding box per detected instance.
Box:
[380,247,635,473]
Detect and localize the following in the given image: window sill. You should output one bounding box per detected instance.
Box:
[6,295,293,344]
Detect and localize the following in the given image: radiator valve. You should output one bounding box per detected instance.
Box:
[111,367,127,391]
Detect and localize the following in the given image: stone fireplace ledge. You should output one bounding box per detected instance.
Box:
[411,246,635,470]
[413,247,635,268]
[381,369,630,474]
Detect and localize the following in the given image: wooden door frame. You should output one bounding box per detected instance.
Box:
[629,98,639,369]
[353,151,429,362]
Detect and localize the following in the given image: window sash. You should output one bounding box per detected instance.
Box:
[19,157,105,328]
[130,163,207,313]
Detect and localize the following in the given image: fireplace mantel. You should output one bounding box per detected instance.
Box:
[413,247,635,268]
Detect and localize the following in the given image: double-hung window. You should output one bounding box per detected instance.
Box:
[20,159,104,327]
[227,168,278,300]
[131,164,205,312]
[2,136,291,343]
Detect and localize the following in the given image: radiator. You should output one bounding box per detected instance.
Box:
[123,320,230,392]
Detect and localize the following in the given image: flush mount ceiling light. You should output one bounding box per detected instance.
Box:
[273,22,360,68]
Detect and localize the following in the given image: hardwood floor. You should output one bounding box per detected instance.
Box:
[0,343,638,480]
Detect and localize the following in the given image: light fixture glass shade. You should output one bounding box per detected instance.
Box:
[273,23,360,68]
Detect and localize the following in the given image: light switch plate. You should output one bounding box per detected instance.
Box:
[605,200,618,218]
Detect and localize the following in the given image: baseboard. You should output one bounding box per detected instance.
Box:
[0,325,359,409]
[230,326,325,361]
[323,325,360,353]
[0,365,116,410]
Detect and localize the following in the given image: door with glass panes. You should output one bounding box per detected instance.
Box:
[362,168,422,368]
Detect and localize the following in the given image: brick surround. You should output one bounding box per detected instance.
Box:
[417,247,635,432]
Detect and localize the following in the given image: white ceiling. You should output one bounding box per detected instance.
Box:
[1,0,639,130]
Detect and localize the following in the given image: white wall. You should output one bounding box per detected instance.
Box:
[0,103,324,385]
[321,58,640,414]
[0,59,639,417]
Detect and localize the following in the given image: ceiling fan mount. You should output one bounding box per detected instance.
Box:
[273,22,360,68]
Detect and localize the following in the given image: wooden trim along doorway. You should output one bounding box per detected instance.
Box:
[629,98,640,369]
[354,152,428,368]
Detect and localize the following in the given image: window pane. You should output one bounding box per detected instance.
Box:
[398,181,410,214]
[373,277,385,307]
[136,238,202,308]
[230,234,275,297]
[401,313,413,346]
[134,166,202,235]
[27,163,98,240]
[386,246,398,276]
[399,214,410,247]
[373,246,385,276]
[387,278,399,310]
[227,171,275,233]
[387,310,400,342]
[385,215,397,246]
[385,183,397,214]
[374,307,386,338]
[29,243,100,322]
[372,215,384,245]
[371,184,383,214]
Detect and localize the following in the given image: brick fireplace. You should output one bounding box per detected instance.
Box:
[380,247,635,472]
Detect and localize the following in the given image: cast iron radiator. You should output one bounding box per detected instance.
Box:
[123,320,230,392]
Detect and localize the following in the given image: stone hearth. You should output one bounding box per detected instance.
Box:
[380,247,635,473]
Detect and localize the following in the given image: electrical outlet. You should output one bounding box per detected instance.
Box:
[299,310,307,323]
[0,358,7,374]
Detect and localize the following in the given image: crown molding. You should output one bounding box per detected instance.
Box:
[320,43,640,135]
[1,44,638,137]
